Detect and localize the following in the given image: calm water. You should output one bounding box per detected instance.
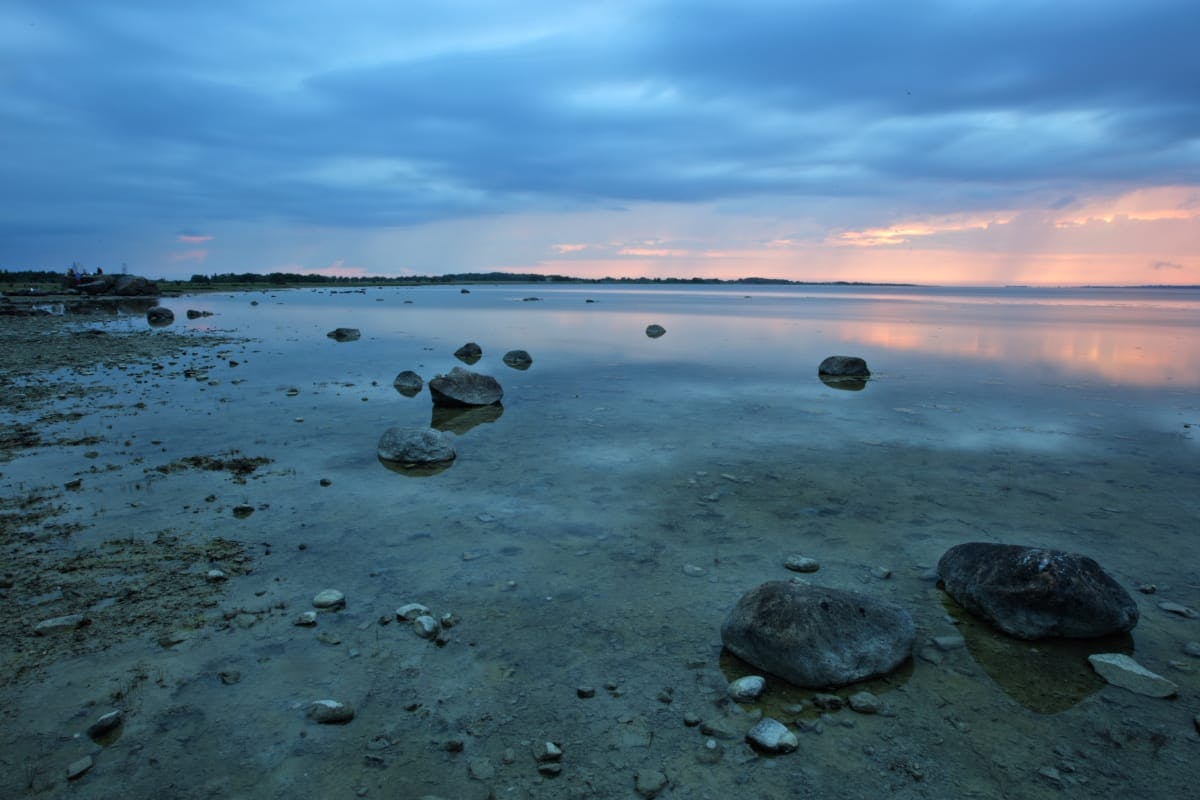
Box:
[5,284,1200,799]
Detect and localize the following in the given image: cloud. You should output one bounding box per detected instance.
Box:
[176,234,214,244]
[169,249,209,263]
[1151,260,1184,270]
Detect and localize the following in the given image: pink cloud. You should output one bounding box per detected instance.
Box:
[270,259,374,278]
[170,249,209,263]
[177,234,214,244]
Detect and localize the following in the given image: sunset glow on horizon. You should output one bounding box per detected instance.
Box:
[2,1,1197,286]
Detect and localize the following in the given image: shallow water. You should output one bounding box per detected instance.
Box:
[3,283,1200,799]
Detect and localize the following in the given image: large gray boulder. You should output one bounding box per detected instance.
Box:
[377,427,456,466]
[428,367,503,407]
[938,542,1138,639]
[818,355,870,377]
[721,582,915,688]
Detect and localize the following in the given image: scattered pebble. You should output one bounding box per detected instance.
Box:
[294,611,318,626]
[1138,584,1157,594]
[682,564,707,577]
[205,569,227,582]
[413,615,439,639]
[66,755,93,780]
[932,635,966,651]
[1088,653,1178,697]
[577,686,596,699]
[396,603,429,621]
[87,710,123,741]
[534,741,563,763]
[319,478,332,487]
[784,555,820,573]
[870,566,892,580]
[848,691,882,714]
[1159,601,1198,619]
[657,687,674,704]
[468,757,495,781]
[33,613,89,635]
[635,769,669,798]
[219,670,242,685]
[308,699,355,724]
[746,717,798,754]
[727,675,766,703]
[312,589,346,610]
[812,693,844,710]
[683,712,702,727]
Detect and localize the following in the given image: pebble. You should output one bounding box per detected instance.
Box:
[537,763,562,777]
[535,741,563,762]
[33,613,89,635]
[312,589,345,610]
[66,755,94,780]
[932,635,966,651]
[577,686,596,699]
[635,769,669,798]
[1088,653,1178,697]
[870,566,892,580]
[682,564,707,577]
[699,719,739,740]
[468,757,495,780]
[695,739,723,765]
[1138,584,1157,594]
[1159,601,1198,619]
[294,611,318,626]
[308,699,355,724]
[87,710,123,740]
[727,675,766,703]
[683,712,702,727]
[413,615,439,639]
[812,693,844,710]
[1183,641,1200,658]
[657,687,674,704]
[396,603,429,621]
[205,569,227,582]
[784,555,820,573]
[746,717,798,754]
[848,691,882,714]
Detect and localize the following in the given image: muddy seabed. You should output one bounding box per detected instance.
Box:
[1,286,1198,800]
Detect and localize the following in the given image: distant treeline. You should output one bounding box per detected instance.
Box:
[183,271,913,287]
[0,269,69,283]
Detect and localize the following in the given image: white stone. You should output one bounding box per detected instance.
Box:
[784,555,820,573]
[396,603,429,621]
[535,741,563,762]
[1088,653,1178,698]
[33,613,87,635]
[312,589,345,609]
[293,611,318,626]
[308,699,355,724]
[727,675,766,702]
[205,569,227,582]
[746,717,798,753]
[413,615,439,639]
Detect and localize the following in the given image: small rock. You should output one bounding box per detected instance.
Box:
[33,613,89,635]
[577,686,596,699]
[66,755,94,780]
[87,710,123,740]
[312,589,346,610]
[286,387,300,396]
[784,555,820,573]
[378,427,456,466]
[1159,601,1199,619]
[657,687,674,704]
[635,769,669,798]
[535,741,563,762]
[294,611,318,626]
[308,699,356,724]
[538,762,562,777]
[699,719,739,740]
[326,328,361,342]
[746,717,798,754]
[848,691,882,714]
[413,615,439,639]
[393,370,424,397]
[1183,641,1200,658]
[146,306,174,325]
[683,712,702,727]
[219,670,242,685]
[645,324,666,338]
[870,566,892,580]
[454,342,483,361]
[232,504,254,519]
[1138,584,1157,594]
[811,693,844,710]
[502,350,533,370]
[728,675,766,702]
[818,355,870,378]
[439,612,459,628]
[468,757,495,781]
[682,564,707,577]
[396,603,430,621]
[319,478,331,487]
[1088,653,1178,698]
[205,569,227,582]
[932,635,966,651]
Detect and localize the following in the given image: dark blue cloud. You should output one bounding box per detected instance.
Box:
[2,0,1198,268]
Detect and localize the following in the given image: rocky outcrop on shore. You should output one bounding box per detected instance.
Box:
[937,542,1139,639]
[74,274,160,297]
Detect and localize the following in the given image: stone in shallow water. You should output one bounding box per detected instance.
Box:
[1088,653,1177,698]
[727,675,766,702]
[308,699,356,723]
[937,542,1139,639]
[326,327,360,342]
[721,582,914,688]
[784,555,820,573]
[392,370,424,397]
[312,589,345,609]
[377,427,456,465]
[818,355,870,377]
[645,324,666,338]
[428,367,503,407]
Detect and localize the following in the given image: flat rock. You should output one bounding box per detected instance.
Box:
[635,769,668,798]
[428,367,503,407]
[938,543,1139,639]
[87,710,124,740]
[721,582,915,688]
[848,691,882,714]
[377,426,456,465]
[746,717,798,754]
[1088,653,1177,698]
[66,755,93,780]
[33,613,89,635]
[326,327,360,342]
[312,589,346,609]
[1158,601,1198,619]
[308,699,356,724]
[396,603,430,621]
[784,555,820,573]
[818,355,870,377]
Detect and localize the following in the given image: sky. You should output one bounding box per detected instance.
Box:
[2,0,1198,285]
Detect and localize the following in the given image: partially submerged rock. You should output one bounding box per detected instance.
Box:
[454,341,482,363]
[392,370,424,397]
[146,306,174,326]
[937,542,1139,639]
[818,355,870,378]
[326,328,360,342]
[645,324,666,338]
[377,426,456,465]
[428,367,503,407]
[502,349,533,370]
[308,699,355,724]
[721,582,915,687]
